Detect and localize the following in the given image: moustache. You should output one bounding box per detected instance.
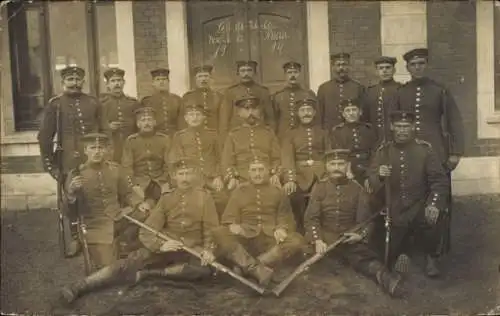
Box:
[290,77,297,80]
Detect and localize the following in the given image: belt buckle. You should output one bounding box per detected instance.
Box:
[306,159,314,166]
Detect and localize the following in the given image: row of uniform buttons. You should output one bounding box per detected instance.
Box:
[195,131,204,173]
[376,87,385,129]
[415,86,422,132]
[201,90,210,128]
[306,127,314,164]
[256,188,263,228]
[399,150,407,201]
[288,91,296,129]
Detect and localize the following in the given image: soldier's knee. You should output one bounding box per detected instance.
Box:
[283,232,305,251]
[212,226,231,241]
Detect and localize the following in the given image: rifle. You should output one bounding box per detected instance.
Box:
[122,214,267,295]
[383,141,392,268]
[440,89,452,254]
[271,211,379,297]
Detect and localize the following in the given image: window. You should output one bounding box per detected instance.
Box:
[495,1,500,110]
[7,1,51,131]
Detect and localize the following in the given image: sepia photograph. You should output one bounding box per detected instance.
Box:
[0,0,499,315]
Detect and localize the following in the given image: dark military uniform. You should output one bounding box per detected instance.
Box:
[303,149,402,297]
[181,88,223,131]
[273,85,316,142]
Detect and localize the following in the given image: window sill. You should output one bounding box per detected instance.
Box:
[1,131,38,144]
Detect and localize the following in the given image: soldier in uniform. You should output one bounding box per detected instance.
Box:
[140,68,183,137]
[317,53,365,131]
[272,61,316,142]
[99,67,139,163]
[221,95,281,191]
[394,48,464,260]
[366,111,450,277]
[169,102,228,216]
[362,56,401,146]
[304,149,403,297]
[38,65,102,256]
[60,158,219,304]
[219,60,275,140]
[181,65,223,133]
[330,99,376,184]
[64,133,150,270]
[213,159,304,286]
[120,107,172,255]
[281,97,330,234]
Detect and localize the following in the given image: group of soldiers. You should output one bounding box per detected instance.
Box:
[37,47,464,305]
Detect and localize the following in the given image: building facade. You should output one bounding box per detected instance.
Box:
[1,0,499,210]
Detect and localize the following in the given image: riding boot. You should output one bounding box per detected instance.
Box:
[136,263,211,283]
[60,266,116,304]
[367,261,404,298]
[425,255,440,278]
[228,244,273,286]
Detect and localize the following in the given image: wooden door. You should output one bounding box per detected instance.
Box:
[187,1,308,93]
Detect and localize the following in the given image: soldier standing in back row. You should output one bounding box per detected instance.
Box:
[272,61,316,142]
[219,60,275,140]
[395,48,464,259]
[362,56,401,146]
[317,53,365,131]
[38,66,102,256]
[140,68,183,137]
[99,68,139,163]
[181,65,223,133]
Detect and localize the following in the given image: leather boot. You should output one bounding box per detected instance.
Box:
[376,270,403,298]
[228,244,273,286]
[257,246,284,268]
[394,253,411,274]
[136,263,211,283]
[60,266,115,304]
[66,225,81,258]
[425,255,440,278]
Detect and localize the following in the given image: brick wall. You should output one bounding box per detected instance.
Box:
[328,1,381,86]
[427,2,500,157]
[132,1,168,100]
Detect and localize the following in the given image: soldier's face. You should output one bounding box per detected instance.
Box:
[195,72,211,88]
[84,143,108,164]
[174,167,195,189]
[342,106,361,123]
[152,76,169,91]
[325,159,348,178]
[238,66,255,83]
[376,63,396,82]
[285,68,300,85]
[136,115,156,133]
[62,74,84,93]
[332,60,350,78]
[184,110,205,127]
[248,162,269,185]
[239,107,261,125]
[391,121,415,143]
[297,106,315,124]
[406,57,428,79]
[106,76,125,94]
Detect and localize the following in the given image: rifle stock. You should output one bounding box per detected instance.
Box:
[383,144,392,268]
[122,214,267,295]
[272,212,379,296]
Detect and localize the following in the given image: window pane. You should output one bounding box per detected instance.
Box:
[495,3,500,110]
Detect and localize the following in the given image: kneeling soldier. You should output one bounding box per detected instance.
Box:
[213,159,304,286]
[304,149,403,297]
[60,158,219,304]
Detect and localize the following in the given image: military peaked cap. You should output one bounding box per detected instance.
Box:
[390,110,416,123]
[248,156,270,168]
[81,133,109,144]
[134,106,156,118]
[325,149,350,161]
[184,102,206,114]
[339,98,360,110]
[283,61,301,71]
[234,94,260,108]
[296,97,317,110]
[374,56,397,66]
[193,65,213,74]
[60,66,85,79]
[330,52,351,62]
[172,158,196,171]
[150,68,170,78]
[236,60,258,70]
[403,48,429,62]
[103,67,125,80]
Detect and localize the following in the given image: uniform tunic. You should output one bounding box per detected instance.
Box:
[362,80,401,145]
[122,132,171,192]
[317,78,365,131]
[181,88,223,131]
[99,93,139,162]
[395,78,464,164]
[38,93,102,176]
[140,92,183,137]
[219,82,275,139]
[221,124,281,181]
[272,85,316,141]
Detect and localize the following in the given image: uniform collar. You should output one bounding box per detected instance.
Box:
[195,87,211,93]
[138,130,156,137]
[379,79,396,86]
[329,176,349,185]
[410,76,430,85]
[286,83,301,90]
[187,125,205,133]
[334,76,351,84]
[240,81,256,87]
[85,161,105,170]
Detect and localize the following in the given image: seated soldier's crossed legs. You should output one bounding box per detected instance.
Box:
[87,242,119,271]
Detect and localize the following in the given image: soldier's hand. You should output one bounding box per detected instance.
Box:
[378,165,392,178]
[270,175,282,188]
[161,182,173,194]
[342,232,363,244]
[227,178,239,191]
[446,155,461,171]
[274,228,288,244]
[109,121,122,130]
[212,177,224,192]
[425,205,440,225]
[48,167,61,181]
[283,182,297,195]
[200,250,216,266]
[116,206,134,220]
[315,240,327,255]
[68,175,84,194]
[137,201,151,214]
[160,240,183,252]
[229,224,243,235]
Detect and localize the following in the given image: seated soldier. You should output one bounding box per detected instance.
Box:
[304,149,404,297]
[59,158,219,304]
[213,159,304,286]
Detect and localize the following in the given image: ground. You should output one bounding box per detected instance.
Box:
[1,195,500,315]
